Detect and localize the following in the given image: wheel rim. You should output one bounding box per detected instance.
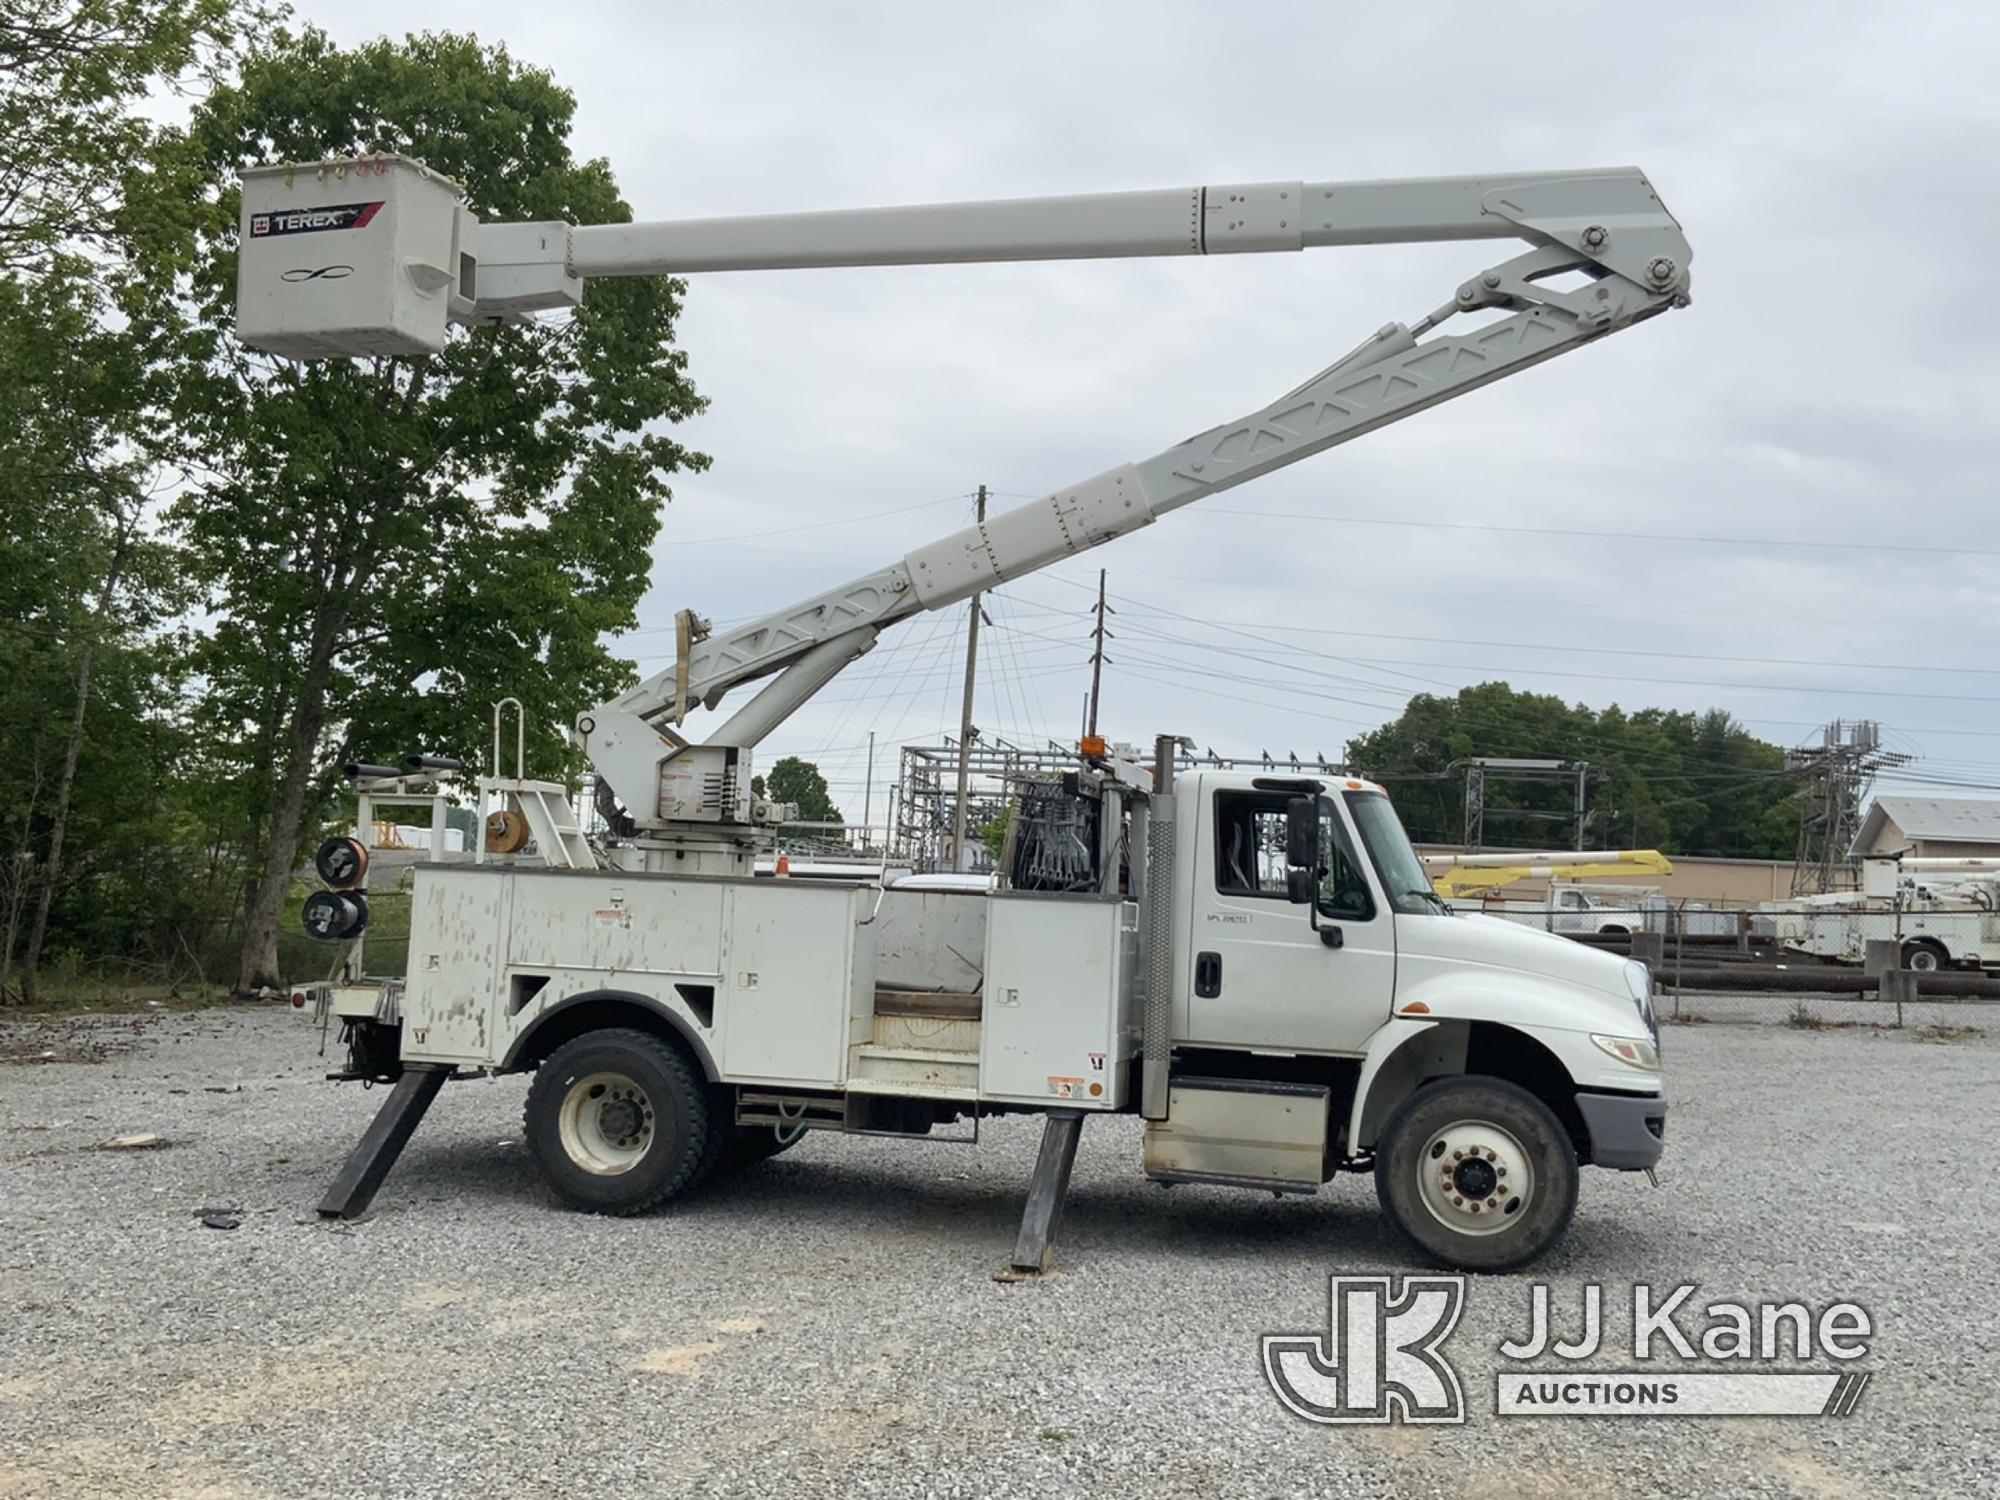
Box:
[556,1071,656,1175]
[1416,1118,1534,1237]
[1908,946,1940,973]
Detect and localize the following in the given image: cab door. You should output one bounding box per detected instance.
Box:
[1184,788,1395,1056]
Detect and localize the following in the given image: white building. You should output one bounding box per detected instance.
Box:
[1853,796,2000,860]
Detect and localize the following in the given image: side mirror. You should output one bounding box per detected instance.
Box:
[1284,795,1320,904]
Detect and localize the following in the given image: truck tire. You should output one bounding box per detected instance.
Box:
[1374,1076,1579,1273]
[524,1028,710,1215]
[1901,938,1948,973]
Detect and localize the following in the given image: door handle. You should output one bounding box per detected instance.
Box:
[1194,950,1222,998]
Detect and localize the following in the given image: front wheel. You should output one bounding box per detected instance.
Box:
[524,1028,710,1215]
[1374,1076,1579,1272]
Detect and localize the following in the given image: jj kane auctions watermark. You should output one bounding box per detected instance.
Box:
[1263,1277,1874,1423]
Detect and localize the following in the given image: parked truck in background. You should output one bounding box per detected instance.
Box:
[1770,856,2000,972]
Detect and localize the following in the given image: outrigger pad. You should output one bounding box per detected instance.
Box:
[316,1064,451,1219]
[1004,1109,1085,1277]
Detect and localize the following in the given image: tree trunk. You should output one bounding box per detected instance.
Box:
[233,390,398,997]
[20,517,131,1006]
[0,764,45,1000]
[233,629,342,997]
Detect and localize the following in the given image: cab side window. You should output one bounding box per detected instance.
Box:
[1212,790,1376,921]
[1213,792,1290,897]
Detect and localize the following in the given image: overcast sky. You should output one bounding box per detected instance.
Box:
[312,1,2000,823]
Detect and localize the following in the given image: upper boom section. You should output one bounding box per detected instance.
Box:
[565,167,1653,274]
[234,158,1685,359]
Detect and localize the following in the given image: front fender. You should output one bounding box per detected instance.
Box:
[1395,969,1659,1095]
[1346,1018,1466,1154]
[1347,1012,1661,1155]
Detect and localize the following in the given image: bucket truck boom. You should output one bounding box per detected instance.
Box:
[237,160,1692,866]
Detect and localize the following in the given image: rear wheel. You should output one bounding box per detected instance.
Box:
[1375,1076,1579,1272]
[1901,938,1948,973]
[524,1028,709,1215]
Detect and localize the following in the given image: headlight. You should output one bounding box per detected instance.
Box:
[1591,1034,1660,1071]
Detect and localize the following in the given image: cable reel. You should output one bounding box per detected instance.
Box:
[302,888,370,942]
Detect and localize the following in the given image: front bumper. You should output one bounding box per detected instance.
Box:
[1576,1090,1667,1170]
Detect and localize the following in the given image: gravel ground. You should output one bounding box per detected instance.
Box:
[0,1008,1994,1499]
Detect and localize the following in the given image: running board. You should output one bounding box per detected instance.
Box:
[847,1041,980,1100]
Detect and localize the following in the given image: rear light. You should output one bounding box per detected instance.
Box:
[291,991,307,1009]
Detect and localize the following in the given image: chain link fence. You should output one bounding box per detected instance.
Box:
[1468,899,1999,1031]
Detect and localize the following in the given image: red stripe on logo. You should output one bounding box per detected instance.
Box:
[353,201,384,228]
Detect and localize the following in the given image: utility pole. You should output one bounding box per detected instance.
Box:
[1086,568,1111,740]
[950,485,987,871]
[862,730,875,853]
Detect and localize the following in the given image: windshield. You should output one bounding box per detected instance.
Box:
[1345,791,1446,916]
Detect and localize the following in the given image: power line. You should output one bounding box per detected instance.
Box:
[1194,506,2000,559]
[1094,604,2000,679]
[653,490,973,548]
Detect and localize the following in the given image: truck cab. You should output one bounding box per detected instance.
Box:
[1154,770,1665,1266]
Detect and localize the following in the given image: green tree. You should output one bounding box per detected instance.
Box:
[126,28,708,994]
[1343,682,1797,859]
[0,1,261,1000]
[1,0,258,273]
[763,757,843,826]
[978,806,1011,862]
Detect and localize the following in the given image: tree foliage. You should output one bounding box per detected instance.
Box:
[0,0,258,1001]
[124,28,708,992]
[1343,682,1798,858]
[763,757,843,827]
[0,0,256,273]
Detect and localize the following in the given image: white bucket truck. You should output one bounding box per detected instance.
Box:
[1770,856,2000,972]
[244,155,1687,1270]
